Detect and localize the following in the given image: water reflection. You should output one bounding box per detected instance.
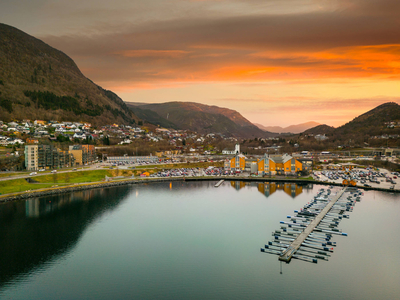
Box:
[230,181,313,198]
[0,186,131,288]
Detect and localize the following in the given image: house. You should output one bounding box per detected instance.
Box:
[34,120,46,126]
[73,133,86,139]
[26,138,39,144]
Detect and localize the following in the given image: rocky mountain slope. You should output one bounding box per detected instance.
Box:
[0,23,136,125]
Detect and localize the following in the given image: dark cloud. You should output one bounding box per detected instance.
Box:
[39,0,400,85]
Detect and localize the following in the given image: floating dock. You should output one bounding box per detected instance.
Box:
[261,186,363,264]
[214,180,224,187]
[278,188,346,262]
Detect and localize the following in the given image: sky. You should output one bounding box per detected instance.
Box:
[1,0,399,127]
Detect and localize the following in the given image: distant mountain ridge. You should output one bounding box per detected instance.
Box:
[256,121,321,133]
[0,23,136,125]
[303,124,335,135]
[127,101,275,138]
[302,102,400,146]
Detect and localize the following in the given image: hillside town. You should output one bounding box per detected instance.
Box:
[1,119,399,173]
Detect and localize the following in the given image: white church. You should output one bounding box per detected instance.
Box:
[222,144,240,155]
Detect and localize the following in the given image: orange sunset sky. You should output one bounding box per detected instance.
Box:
[1,0,399,127]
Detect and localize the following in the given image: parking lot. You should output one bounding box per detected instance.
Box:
[313,168,399,190]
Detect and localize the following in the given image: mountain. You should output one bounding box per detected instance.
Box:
[0,23,136,125]
[127,101,274,137]
[303,124,335,135]
[334,102,400,137]
[254,124,282,133]
[302,102,400,147]
[256,121,321,133]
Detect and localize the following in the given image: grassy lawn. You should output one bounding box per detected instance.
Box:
[0,172,25,178]
[0,178,60,194]
[0,170,114,194]
[33,170,111,184]
[0,162,226,195]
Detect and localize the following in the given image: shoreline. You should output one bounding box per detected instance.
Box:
[0,176,398,204]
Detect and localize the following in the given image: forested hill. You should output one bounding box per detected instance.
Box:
[301,102,400,147]
[127,101,275,138]
[0,23,137,125]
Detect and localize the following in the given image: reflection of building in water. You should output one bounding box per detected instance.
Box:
[25,189,99,218]
[257,182,303,198]
[25,198,40,217]
[229,181,303,198]
[231,181,246,190]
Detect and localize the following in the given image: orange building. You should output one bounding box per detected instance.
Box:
[225,153,303,175]
[229,154,246,172]
[26,138,39,144]
[257,154,303,175]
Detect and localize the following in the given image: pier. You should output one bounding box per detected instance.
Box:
[278,187,347,262]
[214,180,224,187]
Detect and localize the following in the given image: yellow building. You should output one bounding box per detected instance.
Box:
[155,150,181,157]
[225,153,303,175]
[229,154,246,172]
[70,148,84,166]
[257,154,302,175]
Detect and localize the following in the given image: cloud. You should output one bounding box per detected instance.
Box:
[39,0,400,87]
[114,50,191,58]
[245,96,400,127]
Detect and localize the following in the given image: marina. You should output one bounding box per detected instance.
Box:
[262,186,363,263]
[1,181,399,300]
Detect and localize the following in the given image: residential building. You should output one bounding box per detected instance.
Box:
[69,145,96,166]
[25,145,39,171]
[257,154,303,175]
[228,153,246,172]
[25,144,75,170]
[225,153,304,175]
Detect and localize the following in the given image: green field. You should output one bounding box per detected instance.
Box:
[0,170,112,194]
[0,178,60,194]
[0,172,24,178]
[0,161,225,195]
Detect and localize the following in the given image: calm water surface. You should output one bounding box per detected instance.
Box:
[0,181,399,299]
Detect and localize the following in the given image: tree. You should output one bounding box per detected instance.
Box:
[102,136,110,145]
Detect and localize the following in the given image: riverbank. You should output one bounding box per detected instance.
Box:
[1,175,399,203]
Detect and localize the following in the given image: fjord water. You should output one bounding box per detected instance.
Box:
[1,181,400,300]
